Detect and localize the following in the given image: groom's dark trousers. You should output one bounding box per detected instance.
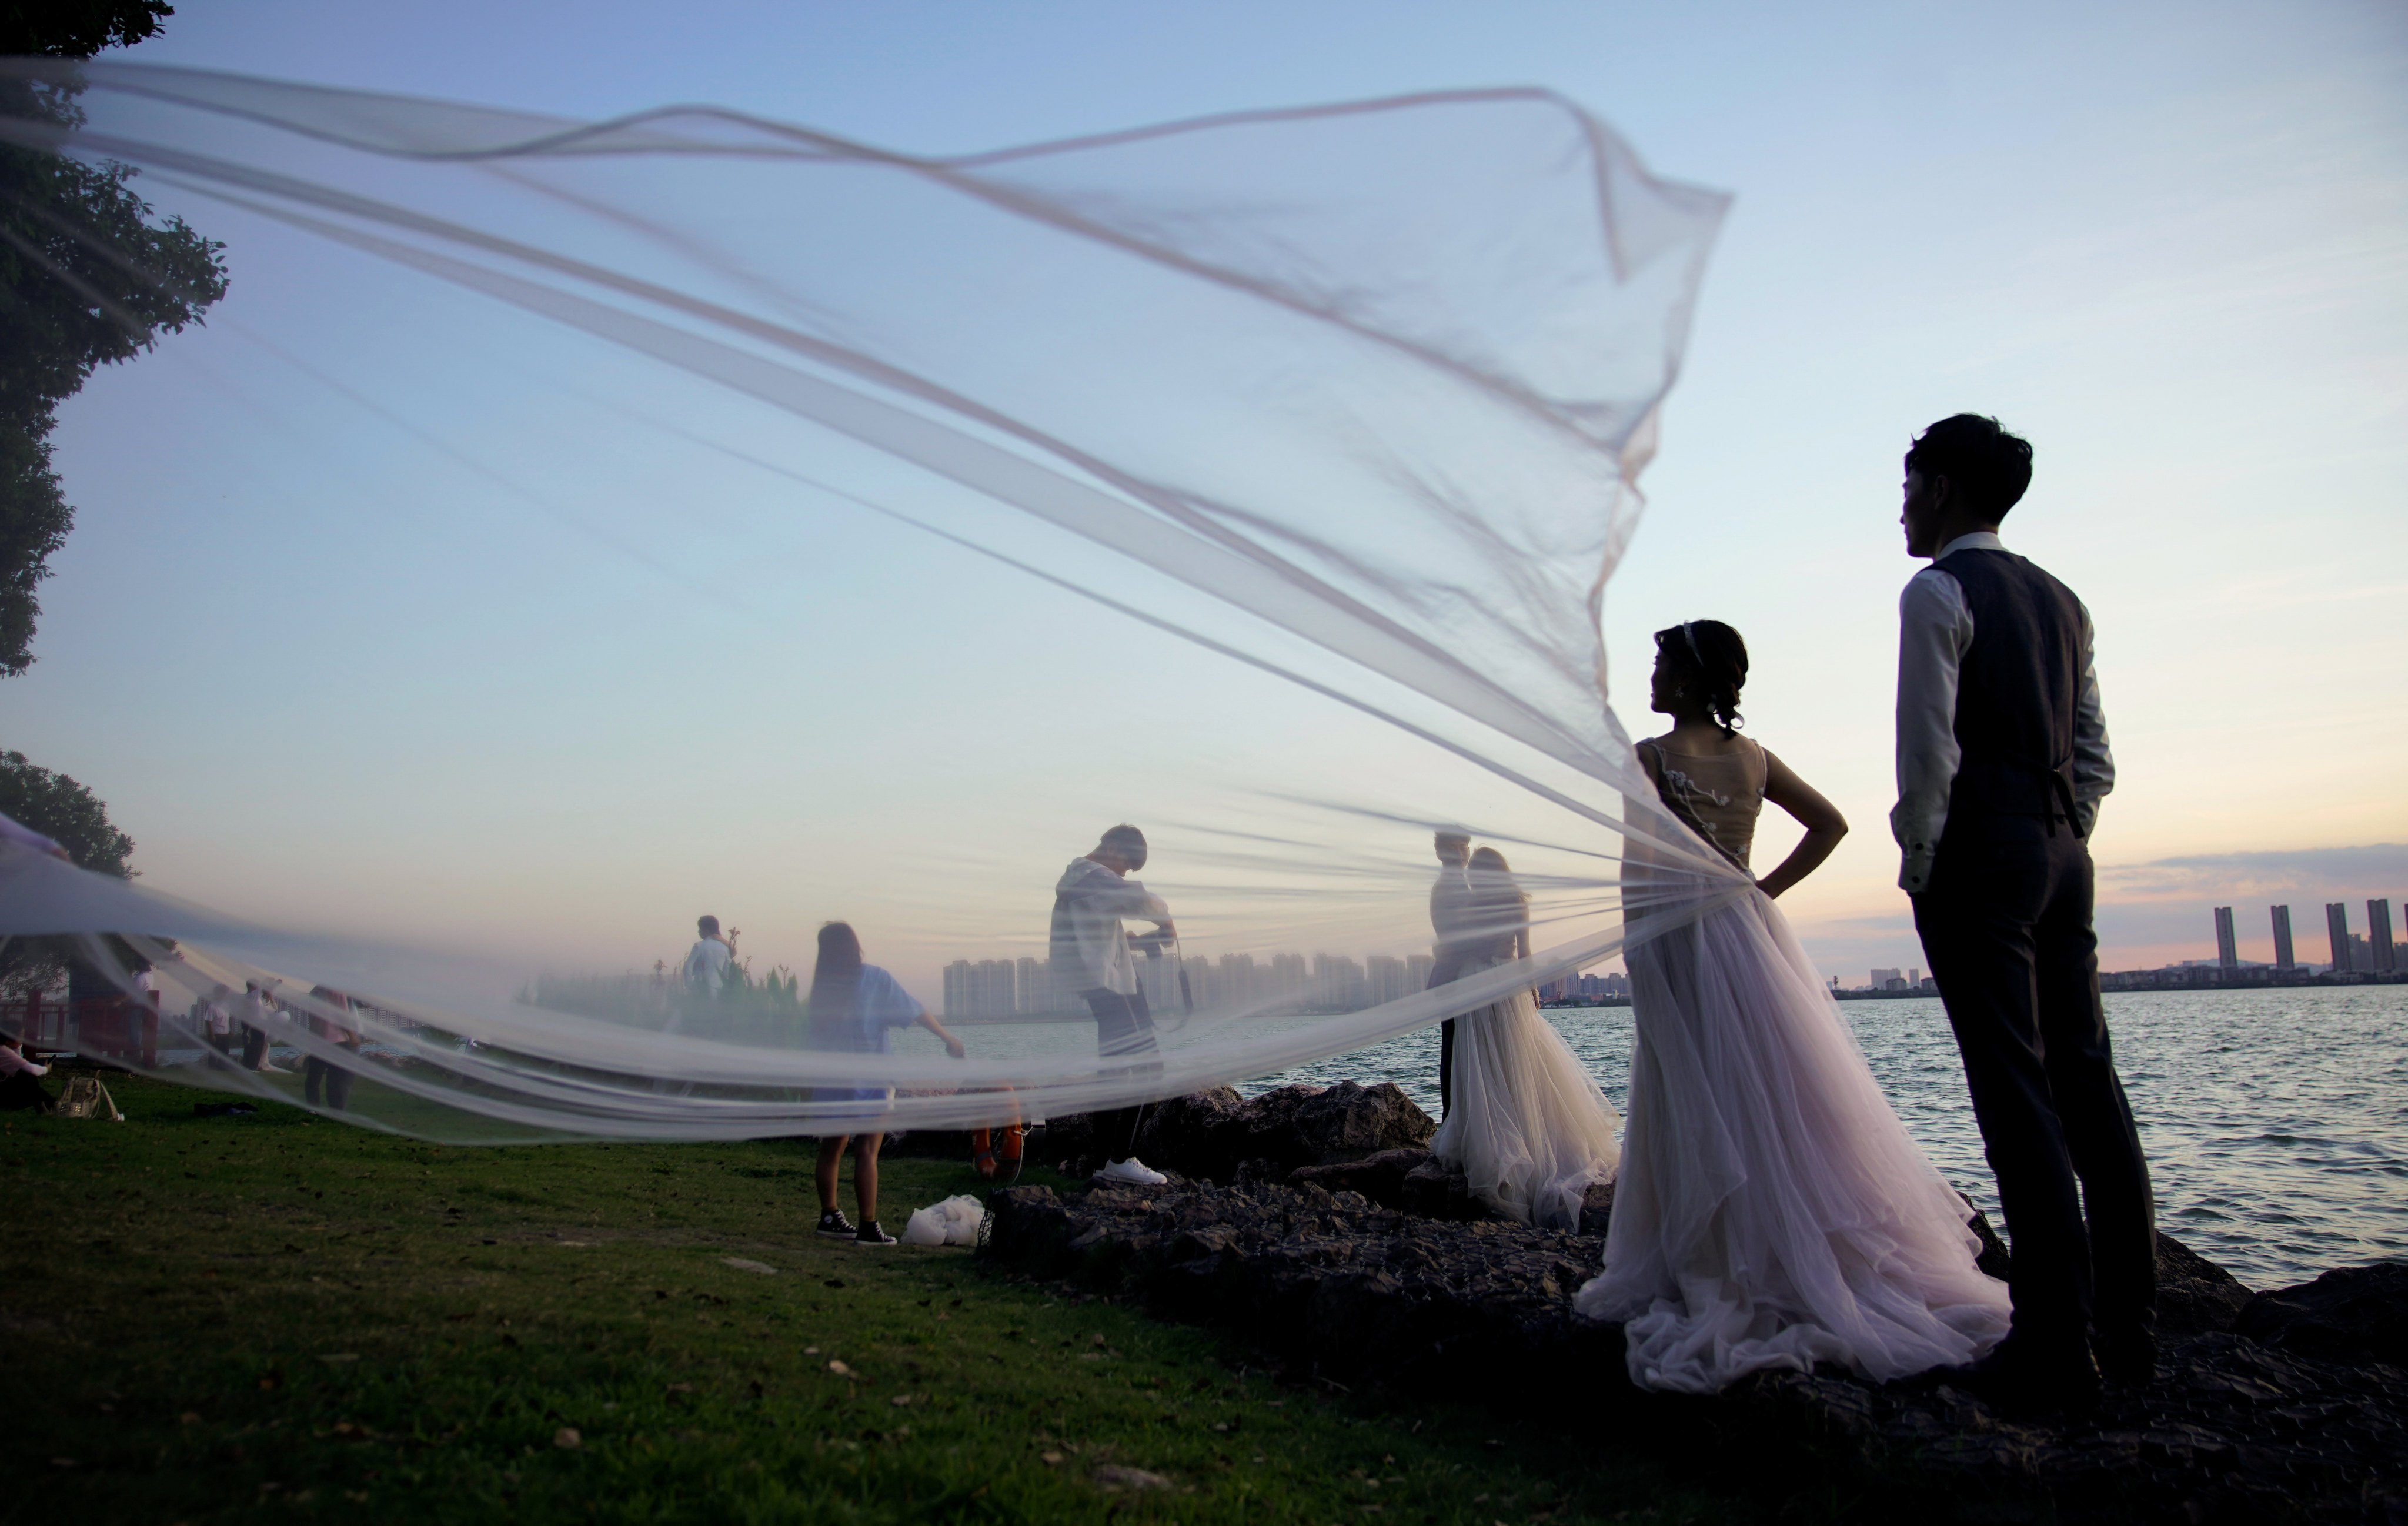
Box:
[1915,823,2153,1355]
[1911,545,2154,1363]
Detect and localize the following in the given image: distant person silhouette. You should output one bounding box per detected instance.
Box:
[1425,829,1479,1117]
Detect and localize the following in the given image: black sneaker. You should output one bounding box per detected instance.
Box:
[854,1220,899,1246]
[815,1210,857,1239]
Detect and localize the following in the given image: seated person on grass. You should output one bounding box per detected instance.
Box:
[0,1036,54,1113]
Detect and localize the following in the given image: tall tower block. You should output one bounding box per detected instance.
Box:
[2370,900,2397,976]
[2213,907,2237,969]
[2270,905,2295,971]
[2327,903,2352,973]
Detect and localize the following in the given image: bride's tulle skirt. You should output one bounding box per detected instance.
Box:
[1429,964,1621,1231]
[1574,889,2010,1393]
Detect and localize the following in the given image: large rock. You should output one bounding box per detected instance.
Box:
[1398,1156,1494,1223]
[1203,1081,1434,1176]
[983,1177,1617,1398]
[2156,1231,2255,1336]
[2236,1260,2408,1367]
[1036,1081,1434,1182]
[1287,1146,1432,1208]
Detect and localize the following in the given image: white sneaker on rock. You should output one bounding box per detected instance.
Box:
[1096,1157,1168,1187]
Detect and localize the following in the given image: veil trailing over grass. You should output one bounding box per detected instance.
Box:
[0,61,1744,1140]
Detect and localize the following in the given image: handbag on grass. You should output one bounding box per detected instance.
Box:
[55,1076,123,1123]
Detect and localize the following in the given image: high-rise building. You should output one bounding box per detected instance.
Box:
[2213,907,2237,970]
[1016,956,1056,1016]
[1312,953,1368,1011]
[1173,957,1212,1010]
[2271,905,2296,971]
[1404,953,1435,990]
[1268,953,1310,1013]
[1870,967,1902,990]
[2327,903,2352,973]
[968,959,1017,1018]
[1364,954,1409,1007]
[2370,900,2397,975]
[943,959,972,1019]
[1136,951,1178,1011]
[1216,953,1258,1010]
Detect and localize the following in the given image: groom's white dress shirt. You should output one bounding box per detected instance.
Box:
[1892,531,2115,894]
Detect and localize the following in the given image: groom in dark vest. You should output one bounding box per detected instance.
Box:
[1893,414,2155,1406]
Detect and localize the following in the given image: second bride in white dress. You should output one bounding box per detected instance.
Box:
[1428,847,1622,1230]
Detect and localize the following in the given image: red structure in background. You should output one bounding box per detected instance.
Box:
[5,989,157,1068]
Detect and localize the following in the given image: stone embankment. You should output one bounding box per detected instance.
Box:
[980,1083,2408,1524]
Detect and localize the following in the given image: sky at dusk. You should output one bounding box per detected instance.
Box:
[8,0,2406,992]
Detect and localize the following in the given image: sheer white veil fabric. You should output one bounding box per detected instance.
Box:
[0,61,1754,1141]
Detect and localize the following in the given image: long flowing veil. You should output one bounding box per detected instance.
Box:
[0,61,1748,1140]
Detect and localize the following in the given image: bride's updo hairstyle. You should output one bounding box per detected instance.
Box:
[1654,619,1749,737]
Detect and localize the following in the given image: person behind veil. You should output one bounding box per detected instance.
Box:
[677,915,733,1027]
[1575,619,2010,1394]
[1426,830,1479,1118]
[805,921,966,1246]
[1051,824,1174,1187]
[1425,846,1621,1228]
[303,985,360,1113]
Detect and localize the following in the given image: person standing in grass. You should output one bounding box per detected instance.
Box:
[1050,823,1177,1186]
[236,980,275,1072]
[805,921,966,1245]
[679,915,733,1017]
[303,985,360,1112]
[193,982,235,1069]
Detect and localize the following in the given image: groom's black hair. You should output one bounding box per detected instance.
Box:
[1905,414,2034,521]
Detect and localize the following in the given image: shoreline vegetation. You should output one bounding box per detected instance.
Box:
[8,1071,1749,1524]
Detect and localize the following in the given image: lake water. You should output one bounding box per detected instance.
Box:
[1261,985,2408,1292]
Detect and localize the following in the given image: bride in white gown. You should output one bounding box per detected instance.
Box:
[1574,620,2010,1393]
[1428,847,1622,1230]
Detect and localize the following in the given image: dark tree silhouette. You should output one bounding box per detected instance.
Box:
[0,747,135,999]
[0,748,131,874]
[2,0,225,675]
[0,0,211,1000]
[1,2,175,59]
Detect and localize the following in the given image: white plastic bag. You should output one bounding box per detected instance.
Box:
[901,1193,987,1247]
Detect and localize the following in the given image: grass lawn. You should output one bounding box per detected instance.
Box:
[2,1071,1756,1525]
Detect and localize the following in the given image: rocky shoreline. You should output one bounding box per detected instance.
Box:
[971,1083,2408,1523]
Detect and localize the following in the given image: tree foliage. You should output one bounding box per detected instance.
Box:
[1,1,175,59]
[0,2,192,999]
[1,0,224,674]
[0,747,135,999]
[0,747,131,874]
